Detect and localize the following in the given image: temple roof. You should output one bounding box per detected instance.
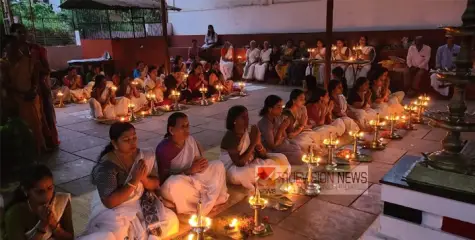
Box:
[60,0,181,11]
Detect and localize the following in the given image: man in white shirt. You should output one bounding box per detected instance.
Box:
[404,36,431,97]
[430,35,460,97]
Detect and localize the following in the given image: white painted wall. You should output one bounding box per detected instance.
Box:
[168,0,467,35]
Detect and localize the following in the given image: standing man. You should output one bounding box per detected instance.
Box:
[430,35,460,97]
[404,36,431,97]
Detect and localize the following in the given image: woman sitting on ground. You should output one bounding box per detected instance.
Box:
[254,41,272,82]
[370,70,405,116]
[306,87,359,136]
[79,122,179,240]
[187,63,214,100]
[283,89,335,152]
[257,95,304,165]
[173,56,187,74]
[220,41,234,81]
[133,65,148,90]
[220,105,290,192]
[4,165,74,240]
[371,67,405,108]
[208,60,233,94]
[328,79,360,132]
[157,112,229,215]
[347,77,378,130]
[145,65,167,103]
[89,75,130,119]
[125,77,148,112]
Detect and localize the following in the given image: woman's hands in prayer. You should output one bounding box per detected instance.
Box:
[186,157,209,175]
[38,204,57,231]
[131,159,148,185]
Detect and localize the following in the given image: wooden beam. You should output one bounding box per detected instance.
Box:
[324,0,334,89]
[160,0,170,74]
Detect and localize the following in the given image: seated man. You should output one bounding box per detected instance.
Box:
[404,36,431,97]
[430,35,460,97]
[157,113,229,215]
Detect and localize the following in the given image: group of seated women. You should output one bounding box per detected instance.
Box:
[215,35,375,90]
[3,70,405,238]
[88,58,237,120]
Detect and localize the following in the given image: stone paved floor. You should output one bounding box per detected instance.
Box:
[40,84,475,240]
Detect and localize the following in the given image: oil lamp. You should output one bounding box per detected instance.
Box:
[366,113,386,150]
[171,89,181,110]
[345,131,367,161]
[323,133,339,171]
[402,104,416,130]
[56,91,65,107]
[119,116,126,122]
[111,86,118,92]
[385,114,402,139]
[412,94,430,124]
[215,84,225,101]
[146,93,158,115]
[199,84,209,106]
[238,81,246,96]
[301,145,321,196]
[248,183,268,235]
[188,198,212,240]
[128,103,136,122]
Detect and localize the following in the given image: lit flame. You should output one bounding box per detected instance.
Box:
[229,218,238,228]
[188,214,212,228]
[57,91,63,97]
[120,117,126,122]
[111,86,117,92]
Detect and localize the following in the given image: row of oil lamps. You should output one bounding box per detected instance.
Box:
[54,80,247,110]
[186,95,431,239]
[187,184,269,239]
[284,94,431,197]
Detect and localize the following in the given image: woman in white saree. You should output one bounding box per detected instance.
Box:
[254,41,272,81]
[370,68,405,116]
[125,77,148,112]
[345,36,376,88]
[306,87,359,137]
[242,40,261,81]
[4,165,74,240]
[220,106,290,192]
[348,77,378,130]
[157,113,229,215]
[79,123,179,240]
[89,75,130,119]
[220,41,234,80]
[283,89,340,153]
[145,65,167,103]
[328,80,360,132]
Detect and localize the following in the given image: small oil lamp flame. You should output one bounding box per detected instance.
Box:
[111,86,118,92]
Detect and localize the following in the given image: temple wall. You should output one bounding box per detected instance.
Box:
[167,0,467,35]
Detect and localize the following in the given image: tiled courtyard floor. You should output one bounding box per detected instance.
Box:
[38,84,475,240]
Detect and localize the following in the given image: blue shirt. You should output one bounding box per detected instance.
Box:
[436,44,461,69]
[133,69,141,79]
